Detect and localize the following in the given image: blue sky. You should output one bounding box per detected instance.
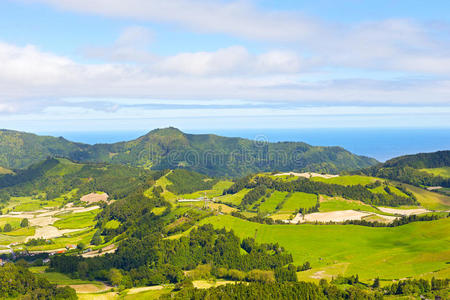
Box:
[0,0,449,132]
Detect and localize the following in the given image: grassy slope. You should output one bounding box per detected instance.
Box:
[217,188,251,206]
[279,192,317,213]
[420,167,450,178]
[179,180,234,199]
[0,166,13,175]
[311,175,378,186]
[53,209,99,229]
[319,196,381,214]
[258,191,288,213]
[403,183,450,210]
[198,215,450,281]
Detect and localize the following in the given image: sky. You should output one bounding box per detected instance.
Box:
[1,0,450,132]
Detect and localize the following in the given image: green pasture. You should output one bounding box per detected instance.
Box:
[311,175,378,186]
[54,209,99,229]
[216,188,251,206]
[26,228,95,251]
[2,227,35,236]
[0,217,21,229]
[198,215,450,281]
[180,180,234,199]
[420,167,450,178]
[257,191,288,213]
[280,192,317,213]
[104,220,121,229]
[404,183,450,210]
[319,196,381,214]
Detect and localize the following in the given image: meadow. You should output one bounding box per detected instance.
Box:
[311,175,378,186]
[198,215,450,281]
[257,191,288,213]
[318,196,382,214]
[54,209,99,229]
[280,192,318,213]
[216,188,251,206]
[420,167,450,178]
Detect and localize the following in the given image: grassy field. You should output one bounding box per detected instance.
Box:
[280,192,317,213]
[180,180,234,199]
[319,196,381,214]
[216,188,251,206]
[104,220,121,229]
[198,215,450,281]
[54,209,99,229]
[152,173,178,202]
[403,183,450,210]
[0,217,22,229]
[311,175,378,186]
[0,166,13,174]
[3,227,35,236]
[420,167,450,178]
[258,191,288,213]
[26,228,95,251]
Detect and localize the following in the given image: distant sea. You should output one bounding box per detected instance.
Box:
[40,128,450,162]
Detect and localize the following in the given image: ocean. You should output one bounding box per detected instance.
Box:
[40,128,450,162]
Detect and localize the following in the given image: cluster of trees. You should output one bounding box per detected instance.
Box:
[166,169,218,194]
[329,213,449,227]
[384,278,449,297]
[240,184,267,207]
[0,263,77,299]
[49,225,294,288]
[162,281,384,300]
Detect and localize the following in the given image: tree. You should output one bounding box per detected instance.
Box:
[20,218,29,228]
[77,242,86,250]
[372,277,380,288]
[109,268,123,286]
[3,223,12,232]
[91,231,102,246]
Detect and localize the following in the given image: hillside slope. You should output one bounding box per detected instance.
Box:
[0,128,378,177]
[357,150,450,188]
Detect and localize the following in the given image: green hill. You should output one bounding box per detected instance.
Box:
[357,150,450,188]
[0,128,378,177]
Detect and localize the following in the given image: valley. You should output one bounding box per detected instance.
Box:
[0,144,449,299]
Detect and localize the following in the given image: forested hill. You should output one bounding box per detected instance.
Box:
[383,150,450,169]
[357,150,450,188]
[0,128,378,177]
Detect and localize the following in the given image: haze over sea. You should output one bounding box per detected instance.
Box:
[39,128,450,162]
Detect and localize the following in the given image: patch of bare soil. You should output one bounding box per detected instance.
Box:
[80,193,109,204]
[66,283,112,293]
[275,172,339,179]
[377,207,430,216]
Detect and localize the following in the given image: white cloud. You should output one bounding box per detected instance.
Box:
[21,0,316,42]
[19,0,450,75]
[0,40,450,117]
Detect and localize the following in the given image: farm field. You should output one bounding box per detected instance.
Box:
[257,191,288,213]
[319,196,381,214]
[420,167,450,178]
[53,209,99,229]
[279,192,317,213]
[216,188,251,206]
[402,183,450,210]
[179,180,234,199]
[311,175,378,186]
[198,215,450,281]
